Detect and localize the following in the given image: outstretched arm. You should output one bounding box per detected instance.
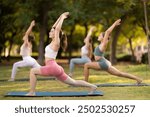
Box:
[101,19,121,51]
[23,20,35,45]
[52,15,62,29]
[53,12,69,47]
[25,20,35,36]
[105,19,121,36]
[86,26,95,39]
[85,26,95,46]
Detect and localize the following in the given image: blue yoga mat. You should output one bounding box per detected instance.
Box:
[5,91,103,97]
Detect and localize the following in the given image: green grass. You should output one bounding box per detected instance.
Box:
[0,62,150,100]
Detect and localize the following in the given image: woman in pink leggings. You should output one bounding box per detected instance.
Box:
[27,12,97,96]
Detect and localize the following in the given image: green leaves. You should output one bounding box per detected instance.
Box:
[0,0,150,59]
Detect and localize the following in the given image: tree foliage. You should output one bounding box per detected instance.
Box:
[0,0,150,64]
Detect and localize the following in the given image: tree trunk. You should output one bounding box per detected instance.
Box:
[68,25,75,61]
[38,26,45,65]
[0,35,5,62]
[38,11,48,65]
[110,26,121,65]
[143,1,150,67]
[0,46,2,62]
[128,37,135,61]
[148,36,150,66]
[7,40,13,61]
[7,32,16,61]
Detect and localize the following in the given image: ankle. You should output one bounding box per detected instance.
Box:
[68,73,72,77]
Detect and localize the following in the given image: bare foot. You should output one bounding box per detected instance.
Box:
[8,79,15,82]
[136,79,142,85]
[88,85,97,94]
[26,92,36,96]
[68,73,72,78]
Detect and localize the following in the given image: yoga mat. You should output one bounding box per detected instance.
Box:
[5,91,104,97]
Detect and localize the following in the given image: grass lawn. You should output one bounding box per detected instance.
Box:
[0,61,150,100]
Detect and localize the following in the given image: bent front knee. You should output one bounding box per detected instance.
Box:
[84,63,90,69]
[13,63,19,68]
[70,59,75,63]
[30,68,36,74]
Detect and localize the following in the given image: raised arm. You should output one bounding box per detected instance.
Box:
[23,20,35,45]
[51,15,62,29]
[105,19,121,36]
[101,19,121,51]
[25,20,35,36]
[85,26,95,46]
[86,26,95,40]
[53,12,69,47]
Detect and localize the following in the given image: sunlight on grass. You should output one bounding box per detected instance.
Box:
[0,63,150,100]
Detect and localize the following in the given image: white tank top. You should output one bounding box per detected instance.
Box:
[81,45,89,57]
[20,44,31,57]
[45,45,58,59]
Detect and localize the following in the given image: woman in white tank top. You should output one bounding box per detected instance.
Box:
[26,12,97,96]
[8,20,40,81]
[68,26,95,77]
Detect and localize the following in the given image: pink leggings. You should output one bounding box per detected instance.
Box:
[40,60,67,81]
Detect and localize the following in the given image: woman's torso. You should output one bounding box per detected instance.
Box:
[94,45,104,61]
[20,44,32,57]
[81,45,89,57]
[45,43,58,63]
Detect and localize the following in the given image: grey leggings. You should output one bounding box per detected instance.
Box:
[69,56,91,73]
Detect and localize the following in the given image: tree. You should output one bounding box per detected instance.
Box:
[1,0,150,66]
[142,0,150,67]
[0,0,20,61]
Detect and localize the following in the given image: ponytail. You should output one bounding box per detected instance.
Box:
[28,34,35,43]
[60,30,68,51]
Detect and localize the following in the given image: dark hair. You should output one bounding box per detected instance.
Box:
[86,37,93,59]
[88,42,93,59]
[28,35,35,43]
[59,30,67,51]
